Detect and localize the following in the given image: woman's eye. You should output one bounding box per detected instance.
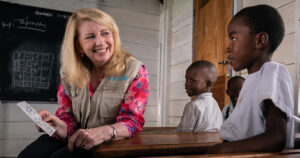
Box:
[86,35,95,39]
[101,32,110,36]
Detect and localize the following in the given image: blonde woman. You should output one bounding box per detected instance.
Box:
[19,8,149,158]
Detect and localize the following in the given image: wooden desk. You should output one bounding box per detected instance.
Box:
[92,127,222,158]
[145,149,300,158]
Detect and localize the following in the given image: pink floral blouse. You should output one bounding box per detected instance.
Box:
[55,65,149,138]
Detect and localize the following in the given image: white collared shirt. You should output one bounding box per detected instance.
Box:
[220,62,294,148]
[177,92,223,132]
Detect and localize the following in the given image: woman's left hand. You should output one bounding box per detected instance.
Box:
[68,125,112,151]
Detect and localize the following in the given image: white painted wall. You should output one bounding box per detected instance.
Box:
[296,0,300,116]
[165,0,193,127]
[97,1,161,127]
[0,0,161,157]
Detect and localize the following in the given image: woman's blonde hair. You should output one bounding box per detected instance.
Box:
[60,8,132,88]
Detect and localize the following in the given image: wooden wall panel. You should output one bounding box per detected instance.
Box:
[211,75,228,110]
[0,0,96,12]
[167,0,194,126]
[98,0,161,15]
[194,0,232,108]
[100,6,160,30]
[243,0,294,10]
[171,42,192,65]
[194,0,232,76]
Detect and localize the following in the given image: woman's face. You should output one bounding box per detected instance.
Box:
[77,20,114,68]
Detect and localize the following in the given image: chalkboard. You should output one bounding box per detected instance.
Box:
[0,1,71,101]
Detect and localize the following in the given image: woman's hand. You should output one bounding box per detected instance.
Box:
[68,125,113,151]
[37,109,68,139]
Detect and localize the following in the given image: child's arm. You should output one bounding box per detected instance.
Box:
[177,103,199,132]
[208,99,287,153]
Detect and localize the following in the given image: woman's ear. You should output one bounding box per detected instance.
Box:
[256,32,269,50]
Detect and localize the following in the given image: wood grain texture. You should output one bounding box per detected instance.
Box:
[211,75,229,110]
[93,129,222,158]
[193,0,232,108]
[145,149,300,158]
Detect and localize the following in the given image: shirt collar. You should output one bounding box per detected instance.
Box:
[195,92,212,99]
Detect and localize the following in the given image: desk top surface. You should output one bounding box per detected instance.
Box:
[93,128,300,158]
[93,127,222,158]
[144,149,300,158]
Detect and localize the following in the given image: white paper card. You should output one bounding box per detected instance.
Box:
[17,101,56,136]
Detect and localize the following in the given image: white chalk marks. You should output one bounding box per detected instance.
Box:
[12,51,54,89]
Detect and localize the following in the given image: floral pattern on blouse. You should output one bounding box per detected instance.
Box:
[55,65,149,138]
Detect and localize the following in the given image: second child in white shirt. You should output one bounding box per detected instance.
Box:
[177,60,223,132]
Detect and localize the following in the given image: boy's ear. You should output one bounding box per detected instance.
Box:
[256,32,269,50]
[206,80,212,89]
[226,89,229,95]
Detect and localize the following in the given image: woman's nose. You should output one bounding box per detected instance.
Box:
[95,35,104,45]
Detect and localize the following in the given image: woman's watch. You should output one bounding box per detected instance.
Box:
[109,125,117,141]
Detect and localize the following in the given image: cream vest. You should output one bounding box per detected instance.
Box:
[61,57,142,128]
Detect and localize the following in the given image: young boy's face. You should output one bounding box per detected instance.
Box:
[226,78,244,105]
[185,68,208,97]
[226,17,260,73]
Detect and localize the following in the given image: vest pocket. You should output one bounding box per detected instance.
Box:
[100,86,127,118]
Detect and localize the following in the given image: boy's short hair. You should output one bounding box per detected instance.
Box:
[187,60,217,84]
[234,5,284,54]
[227,76,245,88]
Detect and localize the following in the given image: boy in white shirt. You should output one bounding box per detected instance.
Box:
[177,60,223,132]
[222,76,245,120]
[209,5,294,153]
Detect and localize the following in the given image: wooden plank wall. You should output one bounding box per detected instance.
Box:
[296,0,300,115]
[166,0,193,126]
[0,0,161,157]
[97,0,161,127]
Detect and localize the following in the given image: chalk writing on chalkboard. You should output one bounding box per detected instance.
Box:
[12,51,54,89]
[1,17,47,32]
[0,1,71,101]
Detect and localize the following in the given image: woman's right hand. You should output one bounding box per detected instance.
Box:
[37,109,68,139]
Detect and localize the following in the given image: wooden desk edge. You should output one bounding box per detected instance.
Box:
[93,142,219,158]
[143,149,300,158]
